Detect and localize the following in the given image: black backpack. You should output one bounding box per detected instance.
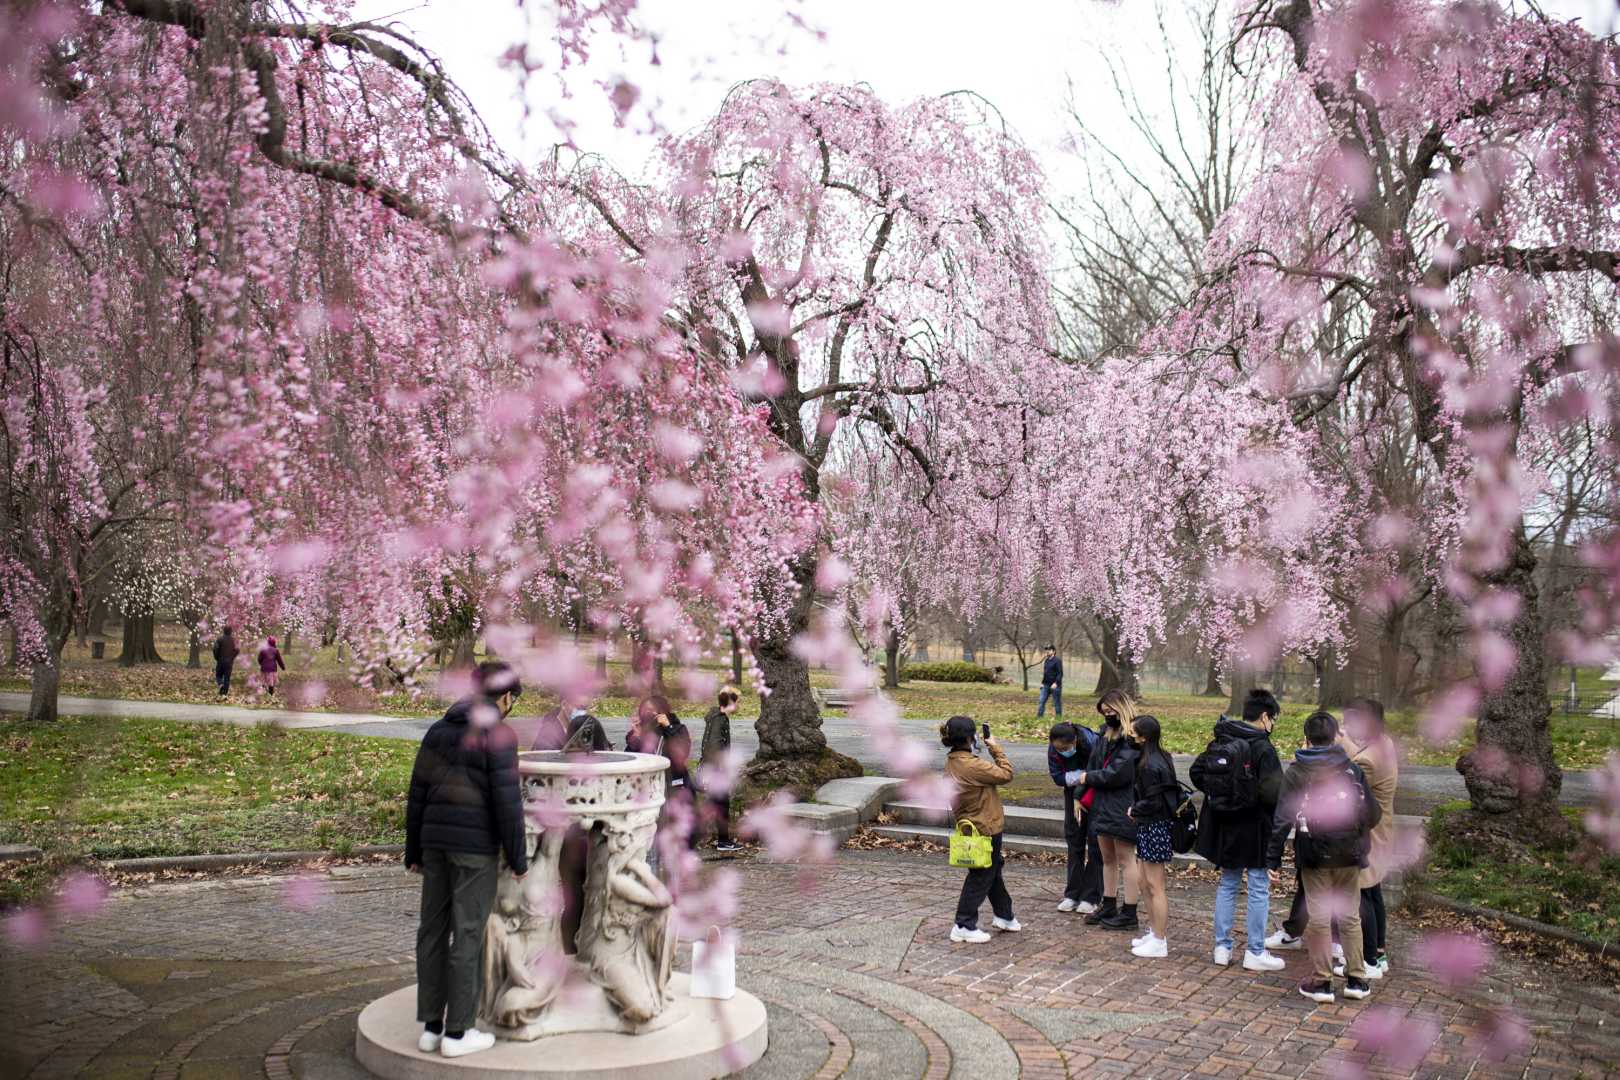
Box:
[1194,734,1261,813]
[1297,763,1378,849]
[1168,782,1200,854]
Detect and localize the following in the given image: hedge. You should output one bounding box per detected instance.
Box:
[901,660,996,684]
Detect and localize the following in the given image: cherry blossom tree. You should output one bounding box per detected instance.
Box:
[1193,0,1620,823]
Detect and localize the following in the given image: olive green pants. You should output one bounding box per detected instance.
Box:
[416,849,498,1033]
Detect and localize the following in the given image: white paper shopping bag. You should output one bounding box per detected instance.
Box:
[690,926,736,1000]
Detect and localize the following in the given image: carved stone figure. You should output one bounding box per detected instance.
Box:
[476,750,681,1040]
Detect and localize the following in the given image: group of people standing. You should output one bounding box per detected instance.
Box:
[208,626,285,696]
[948,685,1400,1006]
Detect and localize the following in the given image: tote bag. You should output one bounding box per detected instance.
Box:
[691,926,737,999]
[948,820,993,869]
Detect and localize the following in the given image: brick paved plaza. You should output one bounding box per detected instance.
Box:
[4,850,1616,1079]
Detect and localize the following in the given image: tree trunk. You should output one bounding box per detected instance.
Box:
[883,620,901,690]
[596,639,609,680]
[1457,529,1563,818]
[450,634,476,668]
[1202,657,1223,697]
[653,656,666,690]
[1315,646,1355,709]
[181,609,202,669]
[1227,667,1257,718]
[1092,620,1140,698]
[28,646,62,722]
[1377,607,1407,708]
[87,598,107,639]
[730,630,744,686]
[117,613,163,666]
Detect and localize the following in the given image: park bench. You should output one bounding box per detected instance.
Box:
[813,686,872,710]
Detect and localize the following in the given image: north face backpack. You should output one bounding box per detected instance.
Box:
[1194,734,1260,813]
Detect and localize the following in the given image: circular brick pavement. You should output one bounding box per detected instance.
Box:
[3,852,1617,1078]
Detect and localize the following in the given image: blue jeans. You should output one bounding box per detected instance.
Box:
[1214,867,1270,955]
[1037,685,1062,717]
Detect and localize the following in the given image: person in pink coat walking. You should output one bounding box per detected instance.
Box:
[258,636,287,695]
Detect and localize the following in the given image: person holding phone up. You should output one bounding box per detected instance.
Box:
[943,715,1020,943]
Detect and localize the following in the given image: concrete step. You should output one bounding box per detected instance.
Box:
[868,822,1215,869]
[885,799,1066,839]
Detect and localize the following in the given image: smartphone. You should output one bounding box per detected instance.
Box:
[980,723,991,742]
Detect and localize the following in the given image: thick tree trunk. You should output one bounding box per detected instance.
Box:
[181,610,202,669]
[1377,608,1407,709]
[28,648,62,722]
[1315,647,1354,709]
[1202,657,1223,697]
[883,620,901,690]
[730,630,744,686]
[87,598,107,639]
[1092,621,1140,698]
[1227,668,1258,718]
[1457,530,1563,818]
[450,634,475,668]
[117,613,163,666]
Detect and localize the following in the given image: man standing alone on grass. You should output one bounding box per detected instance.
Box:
[1037,645,1063,718]
[405,661,529,1059]
[210,626,238,696]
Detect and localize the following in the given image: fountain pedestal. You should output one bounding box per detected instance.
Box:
[356,750,767,1079]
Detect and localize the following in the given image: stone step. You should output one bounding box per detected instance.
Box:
[867,822,1216,870]
[885,799,1066,839]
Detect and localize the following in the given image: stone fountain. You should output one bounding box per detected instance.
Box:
[355,750,768,1079]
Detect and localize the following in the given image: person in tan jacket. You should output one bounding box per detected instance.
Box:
[943,715,1019,943]
[1343,698,1398,978]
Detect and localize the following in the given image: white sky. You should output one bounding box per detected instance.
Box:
[355,0,1611,193]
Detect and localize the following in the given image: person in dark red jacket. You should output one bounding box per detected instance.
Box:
[404,661,529,1059]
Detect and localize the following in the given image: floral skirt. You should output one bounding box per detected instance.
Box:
[1136,820,1172,864]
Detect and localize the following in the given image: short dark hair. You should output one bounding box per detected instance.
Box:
[718,685,740,708]
[940,715,976,749]
[1049,721,1078,744]
[1345,697,1385,728]
[1303,710,1339,746]
[1045,644,1057,651]
[1242,688,1280,723]
[476,661,522,700]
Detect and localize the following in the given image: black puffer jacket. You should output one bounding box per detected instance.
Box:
[1128,748,1179,824]
[404,697,529,873]
[1081,733,1138,841]
[1190,717,1283,869]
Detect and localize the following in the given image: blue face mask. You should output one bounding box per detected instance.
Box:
[1057,746,1077,758]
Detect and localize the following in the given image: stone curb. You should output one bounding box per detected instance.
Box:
[101,845,405,873]
[1409,889,1618,959]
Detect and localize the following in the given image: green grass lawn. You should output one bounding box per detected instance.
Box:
[6,628,1618,769]
[0,715,415,905]
[1417,801,1620,942]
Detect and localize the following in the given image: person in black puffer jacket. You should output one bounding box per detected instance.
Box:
[1125,716,1179,958]
[405,661,530,1058]
[1076,689,1140,930]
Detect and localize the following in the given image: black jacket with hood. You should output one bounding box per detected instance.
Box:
[1128,747,1180,824]
[1265,744,1382,870]
[404,696,529,873]
[1190,716,1284,869]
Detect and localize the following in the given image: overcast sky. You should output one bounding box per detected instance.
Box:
[355,0,1612,194]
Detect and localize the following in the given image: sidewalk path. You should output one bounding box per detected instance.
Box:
[2,692,1602,814]
[4,851,1616,1078]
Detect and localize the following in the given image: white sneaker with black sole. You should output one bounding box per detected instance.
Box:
[440,1030,496,1059]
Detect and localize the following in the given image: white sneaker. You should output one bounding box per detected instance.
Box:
[1213,945,1232,967]
[1332,942,1345,963]
[992,916,1022,932]
[950,925,991,944]
[417,1030,442,1053]
[1076,901,1097,915]
[1131,935,1168,958]
[1362,963,1384,980]
[1332,962,1345,978]
[1057,898,1077,912]
[1242,950,1286,972]
[440,1029,496,1059]
[1132,931,1155,948]
[1265,929,1303,950]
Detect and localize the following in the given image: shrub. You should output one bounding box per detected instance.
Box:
[901,660,995,684]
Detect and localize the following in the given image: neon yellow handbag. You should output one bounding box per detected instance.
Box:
[949,820,993,869]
